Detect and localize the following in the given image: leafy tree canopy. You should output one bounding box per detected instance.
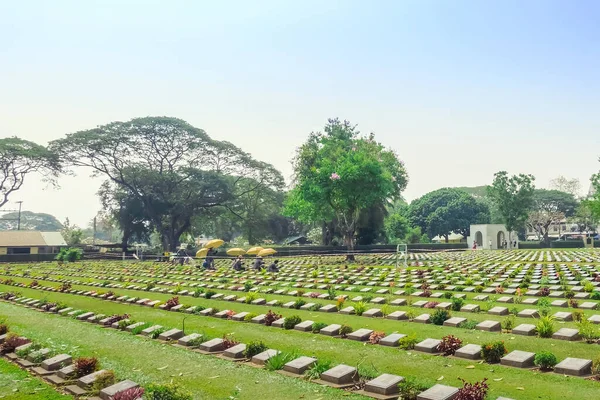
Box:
[0,211,63,231]
[0,137,61,208]
[408,188,490,242]
[51,117,283,250]
[487,171,536,236]
[285,118,408,250]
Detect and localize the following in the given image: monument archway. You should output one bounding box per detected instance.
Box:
[475,231,483,247]
[497,231,505,249]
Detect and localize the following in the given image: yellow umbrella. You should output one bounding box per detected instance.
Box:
[226,248,246,256]
[246,246,264,255]
[257,248,277,257]
[205,239,224,249]
[195,248,209,258]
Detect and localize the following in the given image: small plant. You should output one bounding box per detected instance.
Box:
[131,322,151,335]
[222,334,239,349]
[398,334,418,350]
[451,297,464,311]
[58,282,72,292]
[74,357,99,378]
[192,288,204,297]
[264,310,282,326]
[283,315,302,330]
[368,331,386,345]
[569,298,579,309]
[456,378,489,400]
[304,359,332,381]
[339,324,353,338]
[398,376,430,400]
[204,290,216,299]
[536,316,555,338]
[443,291,453,299]
[0,324,8,335]
[572,309,584,322]
[534,351,558,371]
[164,296,180,310]
[431,309,451,325]
[311,322,328,333]
[145,383,192,400]
[244,341,268,359]
[481,341,506,363]
[292,299,306,309]
[1,333,30,353]
[438,335,462,356]
[187,336,205,348]
[150,327,167,339]
[353,301,367,316]
[16,342,40,358]
[265,351,297,371]
[92,370,115,394]
[592,355,600,375]
[112,387,145,400]
[244,313,258,322]
[577,318,600,343]
[308,303,322,311]
[501,315,515,332]
[336,296,346,310]
[245,292,258,303]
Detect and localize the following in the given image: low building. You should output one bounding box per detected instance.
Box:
[0,231,67,255]
[431,233,466,243]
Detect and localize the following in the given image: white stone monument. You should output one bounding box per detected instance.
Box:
[468,224,518,250]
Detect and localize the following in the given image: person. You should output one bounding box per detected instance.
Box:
[206,248,217,270]
[253,256,264,271]
[267,259,279,273]
[513,240,517,248]
[472,241,477,250]
[488,239,492,250]
[232,255,244,271]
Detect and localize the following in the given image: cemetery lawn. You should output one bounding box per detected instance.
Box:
[0,357,70,400]
[3,291,600,400]
[0,302,367,400]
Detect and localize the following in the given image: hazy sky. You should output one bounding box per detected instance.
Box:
[1,0,599,227]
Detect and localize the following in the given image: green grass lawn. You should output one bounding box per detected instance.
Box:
[0,357,70,400]
[2,288,600,400]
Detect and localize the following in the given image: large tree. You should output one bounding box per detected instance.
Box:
[285,118,408,252]
[0,211,62,231]
[487,171,536,247]
[0,137,61,208]
[51,117,283,251]
[526,189,578,244]
[549,176,581,197]
[408,188,490,242]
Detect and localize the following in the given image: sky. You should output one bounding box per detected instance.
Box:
[1,0,599,227]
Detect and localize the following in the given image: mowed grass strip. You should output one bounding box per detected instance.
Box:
[3,287,600,400]
[0,357,70,400]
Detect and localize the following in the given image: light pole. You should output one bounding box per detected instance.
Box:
[16,201,23,230]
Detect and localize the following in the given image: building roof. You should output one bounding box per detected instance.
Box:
[0,231,67,247]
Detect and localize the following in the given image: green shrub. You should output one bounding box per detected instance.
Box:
[481,341,507,363]
[92,371,115,395]
[353,301,367,316]
[443,291,453,299]
[577,318,600,343]
[398,334,418,350]
[145,383,192,400]
[304,359,332,381]
[283,315,302,330]
[501,315,515,332]
[244,313,258,322]
[311,322,328,333]
[458,320,478,330]
[187,336,205,348]
[265,351,297,371]
[131,322,151,335]
[431,309,451,326]
[572,309,584,322]
[308,303,322,311]
[398,377,430,400]
[591,291,600,300]
[451,297,464,311]
[150,327,167,339]
[339,324,353,338]
[204,290,216,299]
[292,299,306,309]
[244,341,267,359]
[534,351,558,371]
[536,316,555,338]
[244,292,258,304]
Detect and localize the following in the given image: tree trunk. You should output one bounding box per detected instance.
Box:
[444,234,449,243]
[344,229,356,261]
